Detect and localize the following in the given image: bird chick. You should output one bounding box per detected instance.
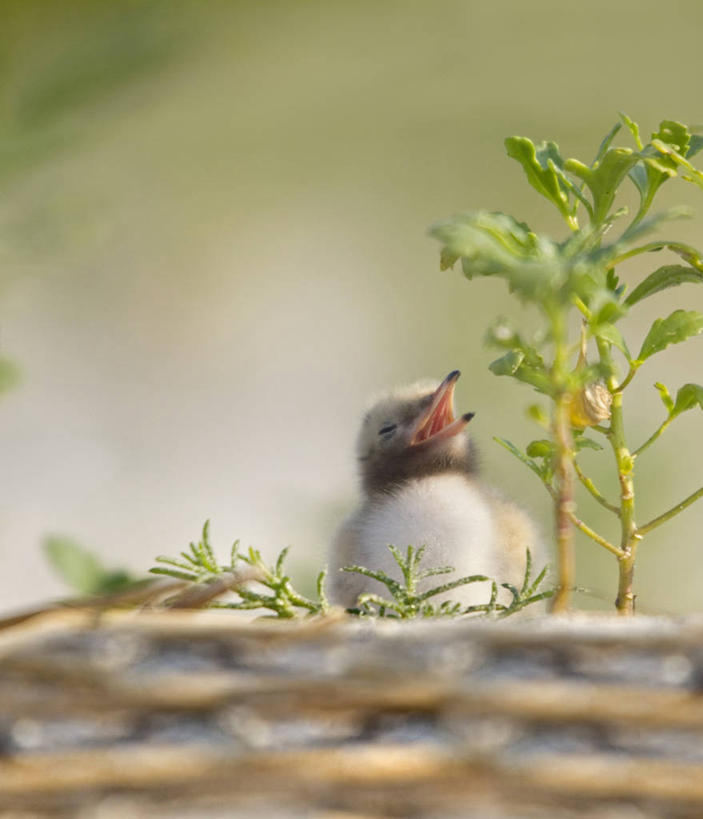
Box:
[329,370,544,608]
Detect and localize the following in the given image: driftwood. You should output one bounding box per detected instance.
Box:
[2,609,703,817]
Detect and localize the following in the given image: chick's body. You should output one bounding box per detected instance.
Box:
[329,373,543,608]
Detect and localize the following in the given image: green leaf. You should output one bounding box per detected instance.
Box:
[637,309,703,362]
[505,136,573,224]
[416,574,490,602]
[606,268,624,297]
[654,120,690,156]
[430,211,564,303]
[627,122,694,214]
[342,563,403,595]
[43,537,107,595]
[666,242,703,272]
[591,294,627,326]
[688,135,703,159]
[153,555,195,573]
[535,142,589,217]
[275,545,291,576]
[489,350,524,376]
[593,322,631,360]
[535,140,567,176]
[95,570,138,594]
[573,435,603,452]
[654,382,674,414]
[593,121,623,164]
[565,148,639,224]
[628,161,650,203]
[526,439,554,458]
[440,247,459,271]
[200,520,217,571]
[619,112,643,150]
[626,241,703,272]
[651,139,703,190]
[625,265,703,307]
[430,211,535,278]
[0,358,20,394]
[548,158,593,218]
[489,350,551,393]
[672,383,703,416]
[605,267,621,293]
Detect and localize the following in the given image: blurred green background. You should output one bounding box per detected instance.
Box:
[1,0,703,613]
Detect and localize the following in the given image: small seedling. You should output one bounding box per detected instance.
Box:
[343,545,551,618]
[431,114,703,614]
[150,520,329,618]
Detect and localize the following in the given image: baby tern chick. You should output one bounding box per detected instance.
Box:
[329,370,543,608]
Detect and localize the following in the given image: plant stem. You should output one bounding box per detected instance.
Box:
[616,551,638,615]
[596,337,639,615]
[567,510,623,557]
[632,416,672,459]
[637,485,703,535]
[613,365,638,393]
[550,311,575,614]
[572,295,592,320]
[573,459,620,515]
[552,394,575,613]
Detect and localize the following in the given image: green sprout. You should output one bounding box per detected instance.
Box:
[431,114,703,614]
[150,520,329,618]
[343,545,552,619]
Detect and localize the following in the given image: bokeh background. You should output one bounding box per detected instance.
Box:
[2,0,703,613]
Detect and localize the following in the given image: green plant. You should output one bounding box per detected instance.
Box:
[150,520,330,618]
[44,536,141,596]
[344,545,552,618]
[149,522,551,619]
[430,114,703,615]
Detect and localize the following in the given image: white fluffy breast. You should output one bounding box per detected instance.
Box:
[339,474,498,606]
[360,474,495,568]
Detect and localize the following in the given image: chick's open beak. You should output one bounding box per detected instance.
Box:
[410,370,475,446]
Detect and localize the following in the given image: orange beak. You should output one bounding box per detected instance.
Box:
[410,370,474,447]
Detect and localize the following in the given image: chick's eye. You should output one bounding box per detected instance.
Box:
[378,423,397,437]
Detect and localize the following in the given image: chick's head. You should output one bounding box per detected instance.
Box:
[356,370,476,495]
